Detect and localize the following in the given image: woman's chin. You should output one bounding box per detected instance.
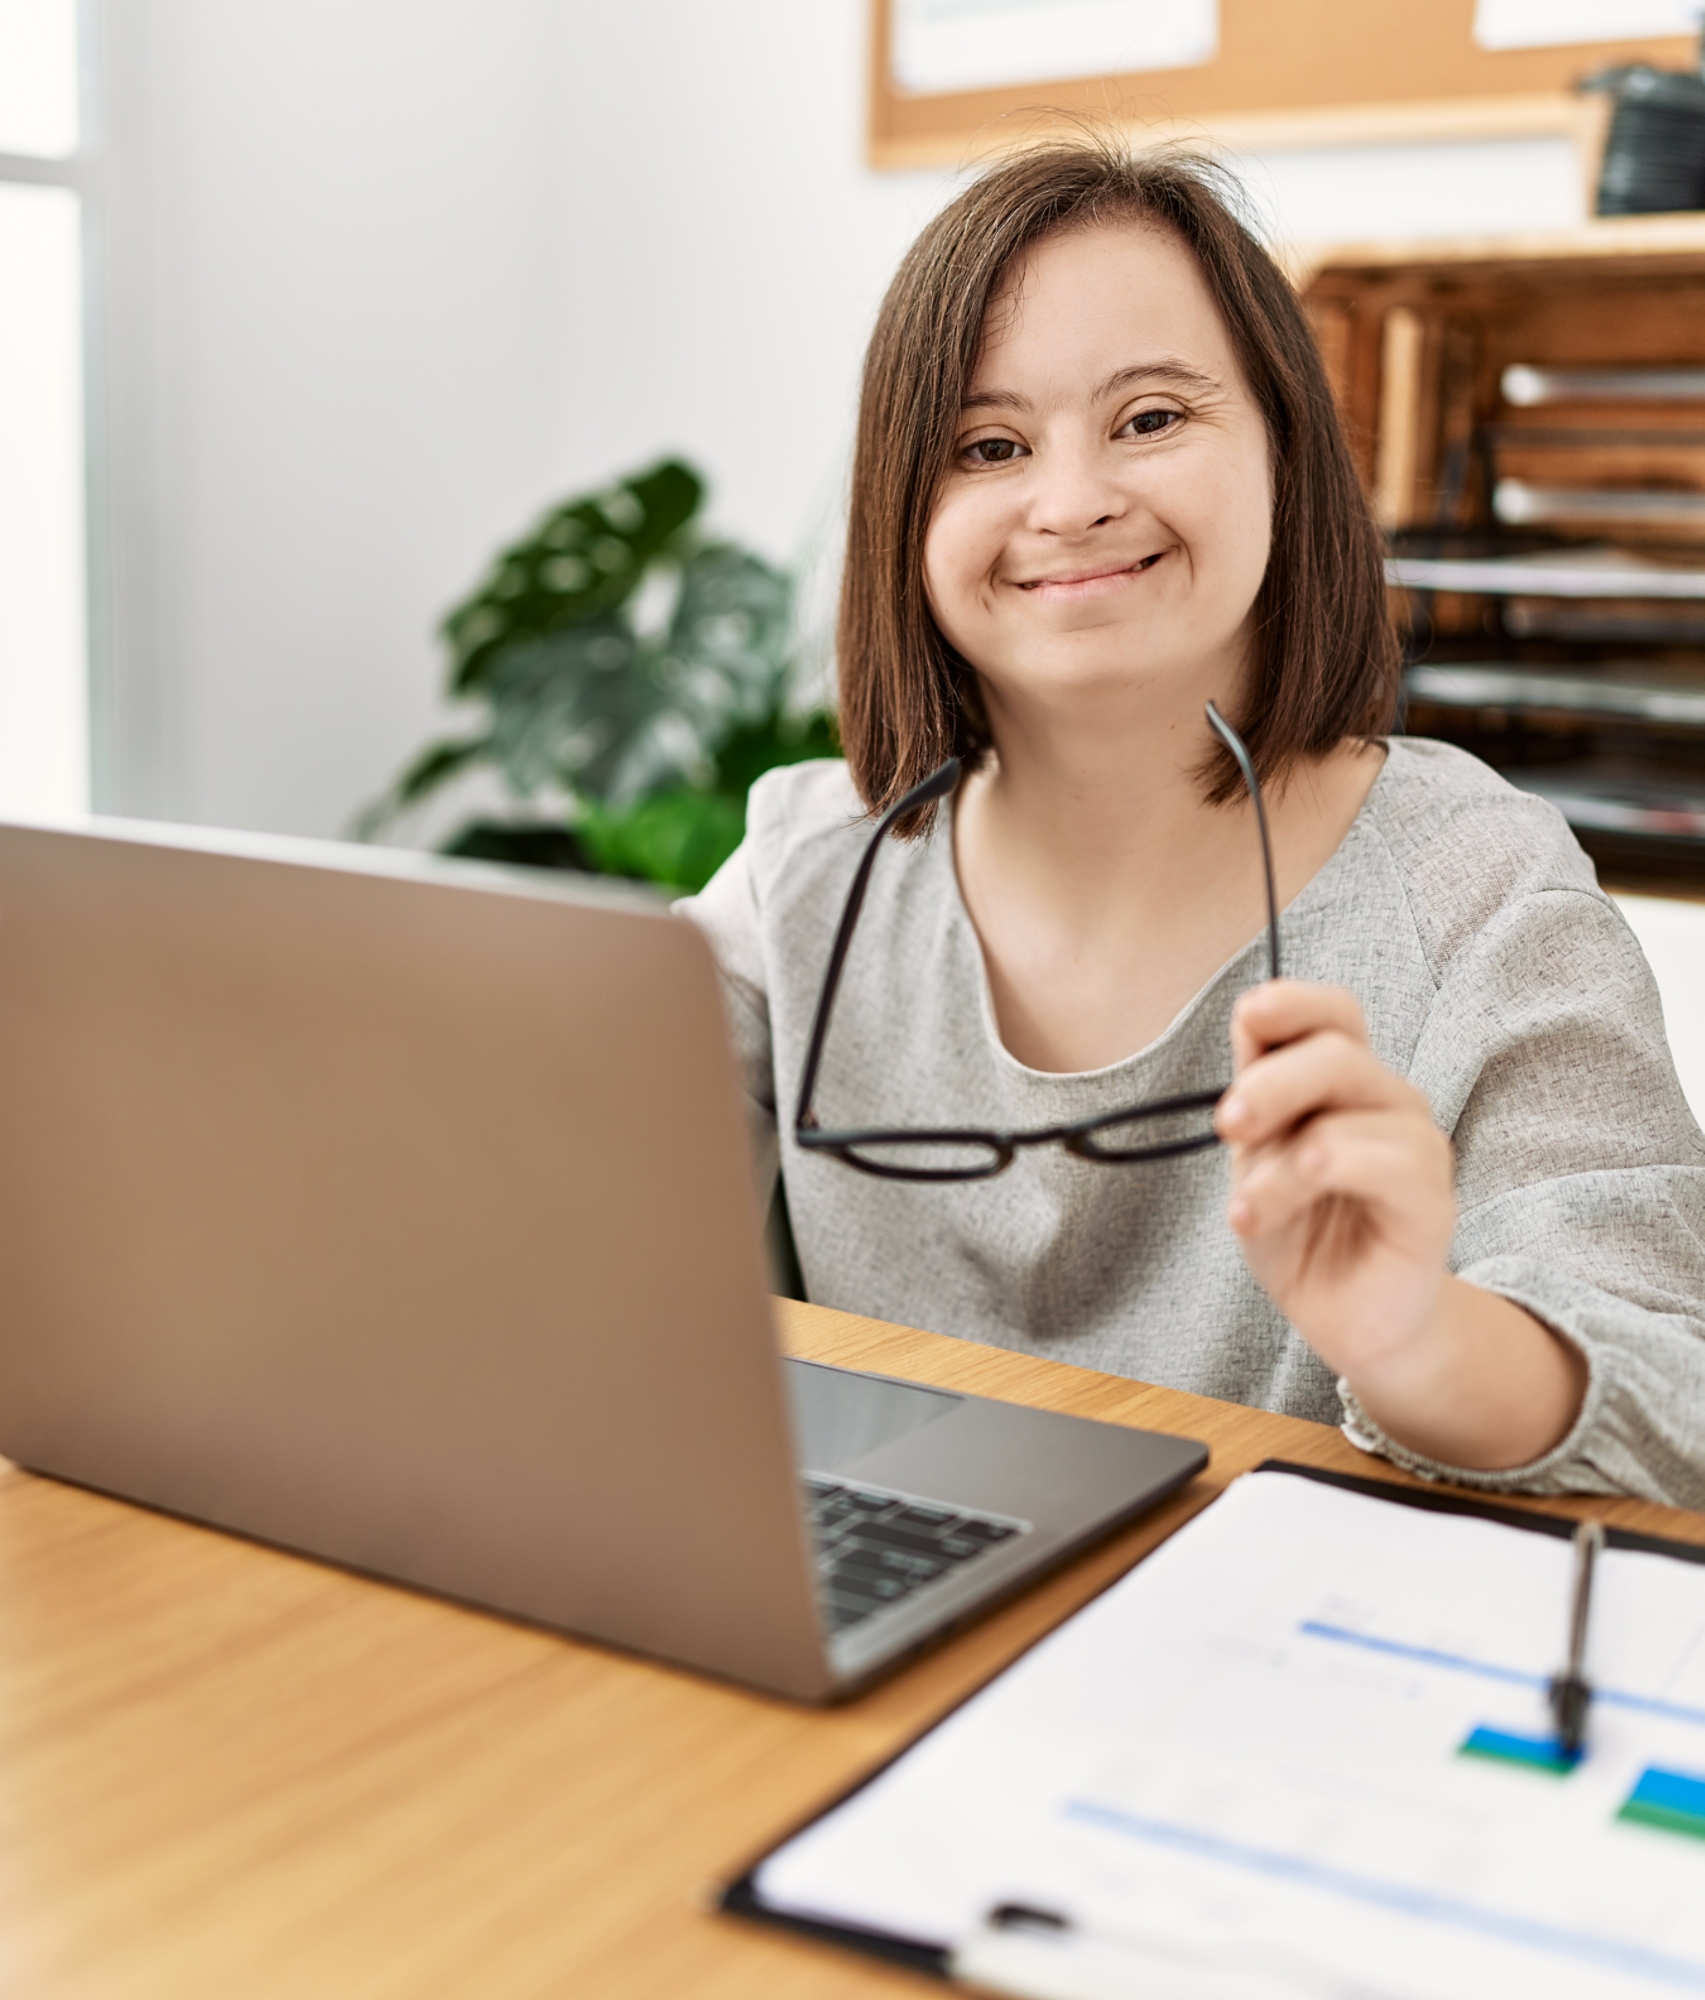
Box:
[980,646,1211,715]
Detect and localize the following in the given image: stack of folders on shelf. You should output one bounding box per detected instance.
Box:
[1392,551,1705,850]
[1490,363,1705,545]
[727,1468,1705,2000]
[1402,659,1705,840]
[1393,363,1705,859]
[1390,542,1705,637]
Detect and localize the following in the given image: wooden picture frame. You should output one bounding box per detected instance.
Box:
[868,0,1695,173]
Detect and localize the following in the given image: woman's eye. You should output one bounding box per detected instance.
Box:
[1125,409,1181,438]
[967,437,1024,463]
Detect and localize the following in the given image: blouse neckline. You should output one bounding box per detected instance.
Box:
[939,741,1398,1086]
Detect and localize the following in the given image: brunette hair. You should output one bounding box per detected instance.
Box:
[837,138,1399,825]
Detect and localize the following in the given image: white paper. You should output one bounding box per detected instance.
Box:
[1473,0,1702,51]
[891,0,1217,98]
[757,1472,1705,1999]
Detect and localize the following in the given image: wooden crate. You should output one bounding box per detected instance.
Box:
[1304,216,1705,536]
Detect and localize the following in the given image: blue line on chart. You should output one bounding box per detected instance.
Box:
[1063,1801,1705,1991]
[1299,1622,1705,1730]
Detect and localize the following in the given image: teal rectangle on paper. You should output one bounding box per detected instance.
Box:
[1619,1765,1705,1839]
[1459,1725,1580,1775]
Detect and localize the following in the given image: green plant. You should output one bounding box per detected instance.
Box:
[362,457,836,892]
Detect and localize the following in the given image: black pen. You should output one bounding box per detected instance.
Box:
[1548,1518,1605,1760]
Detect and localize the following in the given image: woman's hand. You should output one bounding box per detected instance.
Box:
[1216,981,1587,1470]
[1216,982,1454,1370]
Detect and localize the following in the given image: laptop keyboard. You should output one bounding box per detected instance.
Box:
[802,1476,1030,1634]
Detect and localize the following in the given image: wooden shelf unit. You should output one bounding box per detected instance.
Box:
[1303,218,1705,883]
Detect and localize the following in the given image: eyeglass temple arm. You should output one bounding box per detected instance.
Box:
[793,759,963,1132]
[793,716,1267,1134]
[1205,701,1282,984]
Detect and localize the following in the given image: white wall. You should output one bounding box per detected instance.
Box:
[0,178,86,816]
[536,0,947,577]
[99,0,563,833]
[100,1,1597,838]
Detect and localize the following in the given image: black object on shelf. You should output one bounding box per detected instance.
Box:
[1585,65,1705,217]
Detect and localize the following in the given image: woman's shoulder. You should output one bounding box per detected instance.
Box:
[1371,736,1598,884]
[676,761,873,991]
[746,755,865,835]
[741,758,875,893]
[1362,737,1607,965]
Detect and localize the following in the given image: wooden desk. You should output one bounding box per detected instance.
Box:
[5,1301,1701,1998]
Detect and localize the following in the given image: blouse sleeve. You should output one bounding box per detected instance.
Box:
[674,838,780,1204]
[1339,885,1705,1509]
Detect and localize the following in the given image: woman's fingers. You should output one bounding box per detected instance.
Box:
[1217,1026,1418,1149]
[1229,979,1368,1072]
[1228,1109,1452,1242]
[1220,978,1457,1328]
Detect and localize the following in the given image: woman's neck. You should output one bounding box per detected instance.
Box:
[951,687,1384,1072]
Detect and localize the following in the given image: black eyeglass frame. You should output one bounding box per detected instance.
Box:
[791,702,1281,1183]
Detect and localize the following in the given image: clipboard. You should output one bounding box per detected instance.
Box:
[721,1459,1705,1988]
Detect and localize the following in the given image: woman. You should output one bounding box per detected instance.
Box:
[681,141,1705,1505]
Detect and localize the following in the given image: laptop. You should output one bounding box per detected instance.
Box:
[0,817,1207,1701]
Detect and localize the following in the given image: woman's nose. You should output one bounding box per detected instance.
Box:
[1023,444,1129,537]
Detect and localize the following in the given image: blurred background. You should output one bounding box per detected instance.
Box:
[2,0,1606,848]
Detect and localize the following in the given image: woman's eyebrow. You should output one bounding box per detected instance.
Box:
[960,361,1221,412]
[961,386,1028,413]
[1095,361,1220,398]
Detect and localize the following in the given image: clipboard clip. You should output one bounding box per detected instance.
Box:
[951,1902,1354,1999]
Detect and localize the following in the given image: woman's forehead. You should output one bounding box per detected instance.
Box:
[973,220,1239,394]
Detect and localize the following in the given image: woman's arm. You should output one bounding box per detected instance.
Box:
[1216,980,1589,1471]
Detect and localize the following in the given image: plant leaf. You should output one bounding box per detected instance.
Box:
[394,734,492,804]
[371,457,824,860]
[350,732,492,839]
[596,540,796,805]
[711,709,839,797]
[468,540,798,810]
[443,458,703,694]
[480,618,647,799]
[577,788,748,893]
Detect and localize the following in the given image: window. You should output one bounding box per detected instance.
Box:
[0,0,89,815]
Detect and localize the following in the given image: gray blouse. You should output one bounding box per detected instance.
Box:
[678,738,1705,1508]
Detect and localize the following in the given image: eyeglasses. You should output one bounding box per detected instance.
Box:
[793,702,1280,1183]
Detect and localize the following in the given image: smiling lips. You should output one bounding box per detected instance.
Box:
[1015,550,1168,596]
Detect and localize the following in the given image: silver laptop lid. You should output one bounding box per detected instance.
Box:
[0,819,837,1699]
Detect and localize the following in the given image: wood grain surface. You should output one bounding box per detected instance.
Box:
[2,1298,1699,1998]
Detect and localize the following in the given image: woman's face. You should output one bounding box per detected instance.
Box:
[922,220,1273,729]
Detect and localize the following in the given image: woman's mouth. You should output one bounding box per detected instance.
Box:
[1015,551,1168,598]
